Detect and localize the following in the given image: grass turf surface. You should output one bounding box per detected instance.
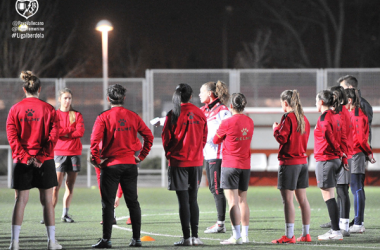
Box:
[1,186,380,249]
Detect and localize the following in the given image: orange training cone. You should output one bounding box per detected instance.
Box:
[141,236,155,242]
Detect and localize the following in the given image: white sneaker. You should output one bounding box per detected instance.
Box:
[318,229,343,241]
[9,240,19,250]
[48,240,62,249]
[192,237,204,246]
[204,223,226,233]
[241,235,250,243]
[220,236,243,245]
[349,224,365,233]
[174,237,192,246]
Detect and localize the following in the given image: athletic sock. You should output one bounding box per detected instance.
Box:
[62,207,69,217]
[302,224,310,237]
[326,198,340,231]
[46,226,56,243]
[11,225,21,242]
[339,218,349,231]
[217,220,224,226]
[232,225,241,239]
[285,223,294,238]
[241,225,249,237]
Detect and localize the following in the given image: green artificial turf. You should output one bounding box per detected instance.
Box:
[1,186,380,249]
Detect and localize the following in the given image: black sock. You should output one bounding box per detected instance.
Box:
[176,191,191,239]
[326,198,340,231]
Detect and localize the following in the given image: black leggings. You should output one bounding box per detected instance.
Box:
[336,184,350,218]
[176,189,199,239]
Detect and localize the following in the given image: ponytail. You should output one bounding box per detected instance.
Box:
[345,88,366,116]
[317,90,339,110]
[203,80,230,105]
[171,83,193,126]
[280,90,305,134]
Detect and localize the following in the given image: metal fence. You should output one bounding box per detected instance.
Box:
[1,68,379,187]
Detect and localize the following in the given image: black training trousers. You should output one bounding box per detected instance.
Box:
[100,164,141,240]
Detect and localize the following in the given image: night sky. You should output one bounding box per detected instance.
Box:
[2,0,380,77]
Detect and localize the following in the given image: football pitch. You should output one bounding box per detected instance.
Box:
[1,186,380,249]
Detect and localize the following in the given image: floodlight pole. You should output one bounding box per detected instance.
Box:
[101,30,109,111]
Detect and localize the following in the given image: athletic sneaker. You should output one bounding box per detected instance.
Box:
[174,237,192,246]
[92,238,112,248]
[61,214,74,223]
[320,221,331,228]
[48,240,62,250]
[126,217,132,225]
[220,236,243,245]
[349,225,365,233]
[129,238,142,247]
[241,235,250,243]
[271,235,296,244]
[318,229,343,240]
[204,223,226,233]
[297,234,312,242]
[9,240,19,250]
[341,229,350,237]
[192,237,204,246]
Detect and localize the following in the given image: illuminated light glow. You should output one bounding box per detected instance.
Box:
[96,20,113,32]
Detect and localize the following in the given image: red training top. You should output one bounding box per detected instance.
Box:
[342,106,354,159]
[54,110,85,156]
[162,103,208,167]
[350,107,372,157]
[332,107,348,158]
[314,109,345,162]
[6,97,59,164]
[273,112,310,165]
[90,107,153,167]
[213,114,254,170]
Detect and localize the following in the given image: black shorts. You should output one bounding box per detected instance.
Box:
[277,164,309,190]
[351,152,366,174]
[54,155,81,172]
[12,159,58,190]
[168,166,202,191]
[315,159,341,188]
[221,167,250,191]
[337,158,351,184]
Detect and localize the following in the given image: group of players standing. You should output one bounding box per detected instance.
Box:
[6,71,375,249]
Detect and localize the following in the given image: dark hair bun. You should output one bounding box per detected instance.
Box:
[20,71,33,83]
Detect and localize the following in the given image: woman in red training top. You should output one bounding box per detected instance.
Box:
[271,90,311,244]
[314,90,348,241]
[213,93,254,245]
[52,88,85,223]
[90,84,153,248]
[162,83,208,246]
[6,71,62,250]
[345,88,376,233]
[320,86,352,235]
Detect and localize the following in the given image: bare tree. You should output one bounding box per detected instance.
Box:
[235,29,272,68]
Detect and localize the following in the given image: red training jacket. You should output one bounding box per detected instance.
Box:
[342,106,354,158]
[54,109,85,156]
[162,103,208,167]
[6,97,59,164]
[213,114,254,170]
[273,112,310,165]
[350,107,372,157]
[314,109,345,162]
[90,107,153,167]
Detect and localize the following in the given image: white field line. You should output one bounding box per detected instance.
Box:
[114,212,380,248]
